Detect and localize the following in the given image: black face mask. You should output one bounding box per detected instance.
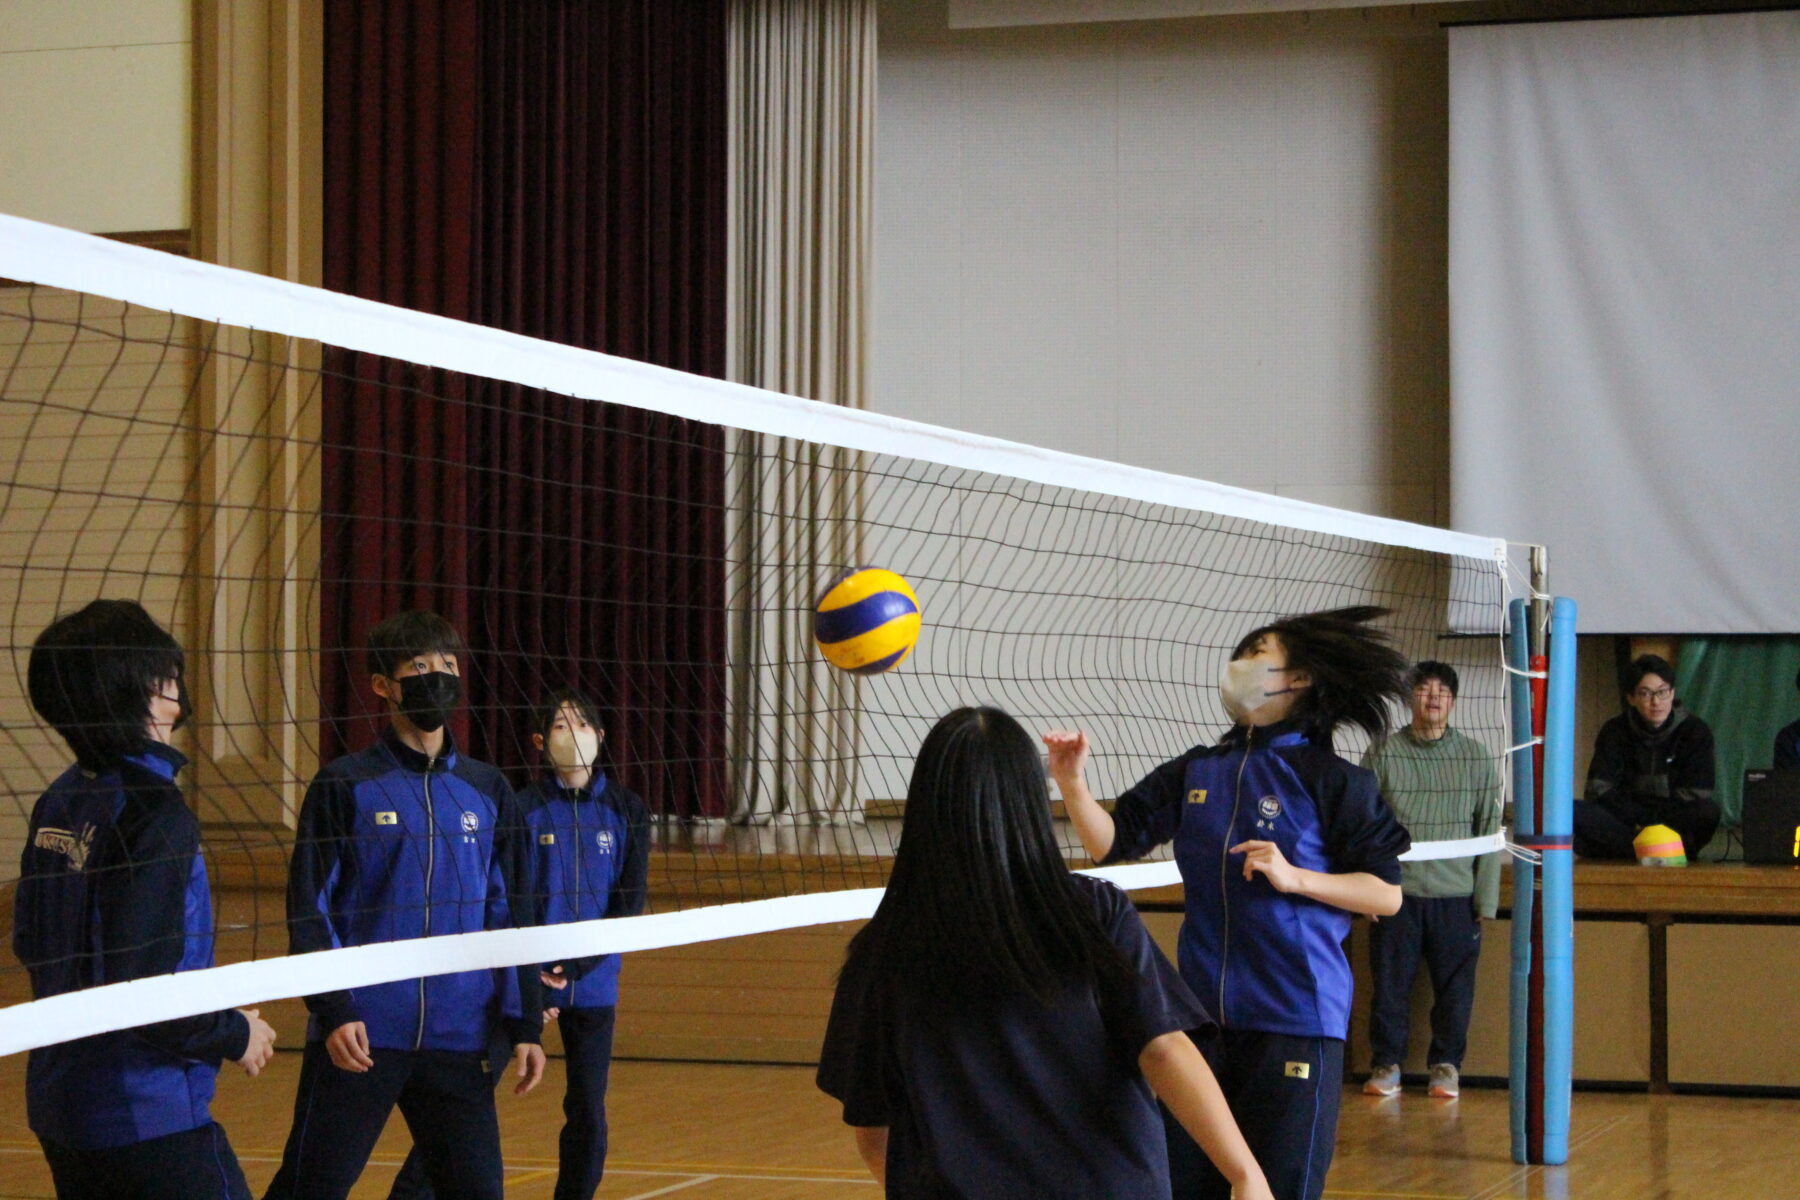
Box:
[172,675,192,733]
[394,671,461,733]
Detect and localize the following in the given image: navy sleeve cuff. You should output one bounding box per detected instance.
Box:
[305,991,359,1035]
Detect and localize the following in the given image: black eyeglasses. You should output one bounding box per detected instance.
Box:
[1631,686,1673,702]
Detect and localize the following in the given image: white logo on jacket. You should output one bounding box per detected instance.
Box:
[1258,795,1281,820]
[595,830,614,853]
[461,810,480,833]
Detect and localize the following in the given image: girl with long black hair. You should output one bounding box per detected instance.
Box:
[1047,606,1413,1200]
[818,706,1270,1200]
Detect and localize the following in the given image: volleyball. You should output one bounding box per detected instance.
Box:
[1632,824,1687,867]
[813,567,922,675]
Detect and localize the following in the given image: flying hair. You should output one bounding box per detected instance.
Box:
[1233,605,1409,742]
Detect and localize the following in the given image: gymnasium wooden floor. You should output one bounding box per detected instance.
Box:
[1,1051,1793,1198]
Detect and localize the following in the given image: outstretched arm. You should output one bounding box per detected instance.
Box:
[1044,730,1116,862]
[852,1127,888,1185]
[1139,1032,1272,1200]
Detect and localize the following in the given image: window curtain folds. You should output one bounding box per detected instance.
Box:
[725,0,877,823]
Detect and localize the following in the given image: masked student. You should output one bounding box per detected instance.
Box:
[17,599,279,1200]
[386,688,649,1200]
[1046,607,1411,1200]
[820,707,1273,1200]
[265,611,543,1200]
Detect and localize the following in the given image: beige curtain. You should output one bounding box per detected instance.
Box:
[725,0,877,824]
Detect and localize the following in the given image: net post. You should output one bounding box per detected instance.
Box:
[1539,597,1578,1163]
[1506,596,1536,1164]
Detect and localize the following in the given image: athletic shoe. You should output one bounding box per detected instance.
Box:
[1363,1064,1401,1096]
[1428,1063,1460,1099]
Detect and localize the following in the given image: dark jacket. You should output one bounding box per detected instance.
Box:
[14,744,250,1149]
[1585,705,1715,818]
[1105,718,1410,1040]
[518,772,650,1009]
[286,728,541,1052]
[1774,719,1800,773]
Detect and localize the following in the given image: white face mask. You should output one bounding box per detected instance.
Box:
[1219,658,1295,723]
[546,727,601,771]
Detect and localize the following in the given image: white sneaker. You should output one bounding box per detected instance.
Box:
[1363,1064,1401,1096]
[1428,1062,1460,1099]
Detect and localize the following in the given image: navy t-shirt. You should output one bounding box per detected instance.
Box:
[817,875,1211,1199]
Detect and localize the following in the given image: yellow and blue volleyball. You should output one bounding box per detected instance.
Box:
[1633,824,1687,867]
[813,567,922,675]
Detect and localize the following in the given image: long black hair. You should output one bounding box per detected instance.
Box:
[1233,605,1409,742]
[28,598,185,771]
[843,706,1138,1019]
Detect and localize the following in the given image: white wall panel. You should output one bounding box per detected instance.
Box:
[0,0,191,232]
[876,4,1452,523]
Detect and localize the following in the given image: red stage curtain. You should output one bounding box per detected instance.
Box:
[319,0,727,817]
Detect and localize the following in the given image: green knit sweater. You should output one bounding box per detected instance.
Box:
[1363,726,1504,918]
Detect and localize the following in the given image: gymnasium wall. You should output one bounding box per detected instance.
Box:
[872,1,1454,526]
[0,0,196,873]
[0,294,200,877]
[0,0,192,233]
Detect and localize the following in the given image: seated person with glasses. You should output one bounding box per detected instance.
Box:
[1573,655,1719,862]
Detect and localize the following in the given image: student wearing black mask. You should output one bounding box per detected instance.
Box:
[265,611,543,1200]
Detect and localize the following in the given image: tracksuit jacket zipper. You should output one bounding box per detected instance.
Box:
[570,795,583,1008]
[416,756,436,1050]
[1219,728,1253,1026]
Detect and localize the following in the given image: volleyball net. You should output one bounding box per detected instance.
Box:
[0,213,1514,1055]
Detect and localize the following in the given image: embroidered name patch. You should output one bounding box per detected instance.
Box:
[375,812,398,826]
[34,825,94,871]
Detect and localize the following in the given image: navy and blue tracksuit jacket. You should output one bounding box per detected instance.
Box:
[286,728,541,1052]
[13,743,251,1150]
[518,772,650,1009]
[1106,719,1410,1041]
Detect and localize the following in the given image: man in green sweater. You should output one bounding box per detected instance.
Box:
[1360,661,1502,1100]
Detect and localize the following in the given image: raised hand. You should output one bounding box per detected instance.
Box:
[1042,729,1091,786]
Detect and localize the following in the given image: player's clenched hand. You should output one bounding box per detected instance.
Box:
[325,1020,374,1073]
[1042,730,1090,785]
[236,1008,278,1077]
[1230,840,1303,894]
[513,1042,547,1096]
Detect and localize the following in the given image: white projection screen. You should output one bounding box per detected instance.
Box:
[1449,12,1800,634]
